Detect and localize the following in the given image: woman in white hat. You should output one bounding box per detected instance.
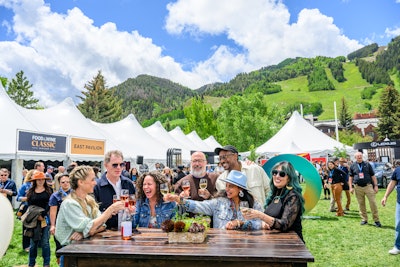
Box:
[165,170,263,230]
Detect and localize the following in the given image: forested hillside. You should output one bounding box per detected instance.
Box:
[112,36,400,126]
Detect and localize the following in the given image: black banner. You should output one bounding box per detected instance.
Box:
[17,130,67,153]
[353,140,400,149]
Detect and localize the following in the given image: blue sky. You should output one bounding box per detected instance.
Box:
[0,0,399,106]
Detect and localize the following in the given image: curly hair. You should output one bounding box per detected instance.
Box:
[136,171,168,203]
[68,165,99,218]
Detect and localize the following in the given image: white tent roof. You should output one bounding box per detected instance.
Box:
[203,136,222,151]
[0,86,43,160]
[144,121,191,160]
[256,111,353,157]
[91,114,169,161]
[169,126,205,153]
[17,98,112,161]
[186,131,214,152]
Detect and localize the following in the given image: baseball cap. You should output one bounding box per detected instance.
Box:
[214,145,239,155]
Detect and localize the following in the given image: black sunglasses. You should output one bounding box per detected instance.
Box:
[272,170,287,177]
[112,162,126,168]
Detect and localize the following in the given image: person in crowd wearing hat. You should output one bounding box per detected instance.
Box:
[381,159,400,255]
[165,170,263,230]
[215,145,270,207]
[133,171,176,228]
[349,151,381,227]
[25,171,53,267]
[174,151,218,201]
[93,150,135,230]
[56,166,125,266]
[45,165,55,189]
[242,161,305,242]
[49,173,72,265]
[0,168,17,203]
[17,169,35,252]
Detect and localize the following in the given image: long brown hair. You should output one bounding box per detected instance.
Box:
[26,174,53,200]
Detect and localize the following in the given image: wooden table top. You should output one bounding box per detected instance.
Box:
[57,228,314,265]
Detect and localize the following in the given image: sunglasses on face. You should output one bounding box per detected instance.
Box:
[111,162,126,168]
[218,153,234,161]
[272,170,287,177]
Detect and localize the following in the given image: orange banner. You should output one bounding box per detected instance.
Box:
[70,137,105,156]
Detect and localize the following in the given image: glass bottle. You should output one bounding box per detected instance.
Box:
[121,201,132,240]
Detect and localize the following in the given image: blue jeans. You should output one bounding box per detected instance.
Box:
[395,202,400,249]
[28,225,50,266]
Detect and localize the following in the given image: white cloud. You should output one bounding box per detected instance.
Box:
[385,27,400,38]
[0,0,363,107]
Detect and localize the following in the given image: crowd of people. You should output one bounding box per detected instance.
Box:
[3,146,400,266]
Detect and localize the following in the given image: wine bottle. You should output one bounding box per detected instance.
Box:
[121,201,132,240]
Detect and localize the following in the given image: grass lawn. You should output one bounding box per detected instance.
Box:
[1,188,399,267]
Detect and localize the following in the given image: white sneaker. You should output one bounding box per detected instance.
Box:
[388,247,400,255]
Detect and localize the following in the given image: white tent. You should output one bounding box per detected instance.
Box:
[1,86,41,160]
[203,136,222,151]
[186,131,214,152]
[256,111,353,158]
[168,126,205,153]
[144,121,191,161]
[90,114,169,162]
[17,98,112,162]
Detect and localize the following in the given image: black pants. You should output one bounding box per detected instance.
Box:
[22,225,30,250]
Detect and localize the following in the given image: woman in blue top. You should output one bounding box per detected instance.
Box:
[133,171,176,228]
[165,170,263,230]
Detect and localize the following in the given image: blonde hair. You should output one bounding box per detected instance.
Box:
[24,169,36,183]
[68,165,99,218]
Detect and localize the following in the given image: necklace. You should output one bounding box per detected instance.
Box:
[273,189,285,203]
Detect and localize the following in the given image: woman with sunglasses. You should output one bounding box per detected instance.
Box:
[243,161,305,242]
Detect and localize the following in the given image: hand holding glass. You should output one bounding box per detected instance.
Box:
[182,180,191,199]
[239,201,249,212]
[199,178,208,198]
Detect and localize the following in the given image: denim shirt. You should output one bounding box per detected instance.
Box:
[133,198,176,228]
[184,197,263,230]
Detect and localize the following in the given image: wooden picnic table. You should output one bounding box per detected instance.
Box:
[57,227,314,267]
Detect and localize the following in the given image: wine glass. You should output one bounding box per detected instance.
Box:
[199,178,207,198]
[128,194,136,208]
[120,189,129,202]
[182,180,191,199]
[199,178,208,189]
[239,201,249,213]
[160,183,169,196]
[113,194,120,203]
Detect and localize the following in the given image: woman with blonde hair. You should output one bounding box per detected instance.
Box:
[55,166,125,266]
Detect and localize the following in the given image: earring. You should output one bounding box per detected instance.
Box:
[239,190,244,197]
[286,184,293,190]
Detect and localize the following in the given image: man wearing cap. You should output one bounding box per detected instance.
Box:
[94,150,135,230]
[45,165,55,189]
[173,165,187,184]
[215,145,270,207]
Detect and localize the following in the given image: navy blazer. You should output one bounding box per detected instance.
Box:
[93,173,135,229]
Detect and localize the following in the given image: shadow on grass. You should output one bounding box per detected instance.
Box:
[303,216,339,221]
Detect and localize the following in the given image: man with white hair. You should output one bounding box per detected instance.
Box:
[174,151,218,201]
[349,151,381,227]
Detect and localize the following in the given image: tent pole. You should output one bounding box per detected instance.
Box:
[334,101,339,142]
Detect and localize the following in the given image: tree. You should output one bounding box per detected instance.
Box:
[77,70,122,123]
[184,96,219,139]
[216,93,285,151]
[0,76,7,88]
[377,85,400,140]
[338,97,353,130]
[6,71,40,108]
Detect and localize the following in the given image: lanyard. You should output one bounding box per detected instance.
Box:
[1,180,10,189]
[358,163,363,173]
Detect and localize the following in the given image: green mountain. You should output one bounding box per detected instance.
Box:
[112,36,400,123]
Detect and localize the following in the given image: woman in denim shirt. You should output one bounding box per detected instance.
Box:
[133,171,176,228]
[165,170,263,230]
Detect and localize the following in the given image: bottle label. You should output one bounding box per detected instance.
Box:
[121,221,132,239]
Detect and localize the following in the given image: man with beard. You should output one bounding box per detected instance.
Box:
[215,145,270,207]
[174,151,218,201]
[94,150,135,230]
